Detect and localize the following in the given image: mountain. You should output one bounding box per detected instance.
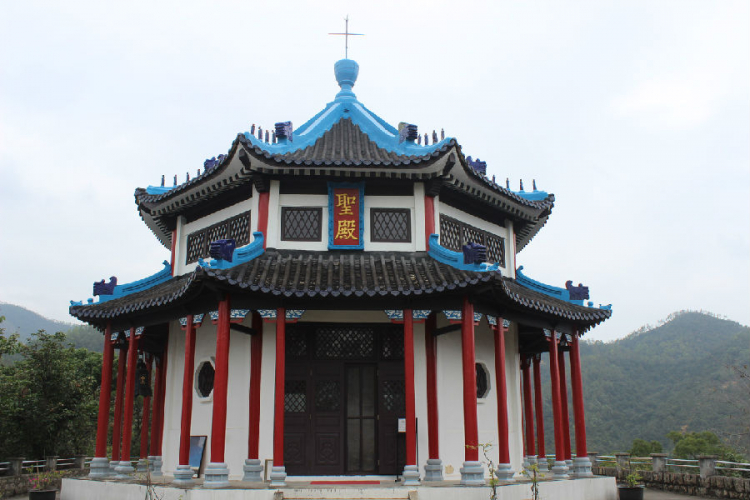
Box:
[549,311,749,457]
[0,302,102,352]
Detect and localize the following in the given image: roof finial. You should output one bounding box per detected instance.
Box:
[533,179,537,191]
[329,15,364,59]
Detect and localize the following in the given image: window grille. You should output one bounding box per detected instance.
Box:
[196,362,215,398]
[381,380,405,414]
[370,209,411,243]
[476,363,490,399]
[281,207,322,241]
[315,380,341,412]
[438,214,505,266]
[285,380,307,413]
[185,210,251,264]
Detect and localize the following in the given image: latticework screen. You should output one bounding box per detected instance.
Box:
[185,210,251,264]
[438,214,506,266]
[281,207,323,241]
[370,209,411,242]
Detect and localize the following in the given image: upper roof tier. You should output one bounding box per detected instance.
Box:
[134,59,555,251]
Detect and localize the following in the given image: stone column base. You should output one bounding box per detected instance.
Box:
[88,457,111,478]
[172,464,195,486]
[113,460,135,479]
[537,456,549,473]
[523,455,537,473]
[109,460,119,474]
[136,458,150,473]
[203,462,230,488]
[571,456,593,478]
[423,458,444,481]
[460,461,485,486]
[402,464,420,486]
[269,466,287,488]
[550,460,570,480]
[149,455,164,477]
[242,459,264,482]
[496,463,514,481]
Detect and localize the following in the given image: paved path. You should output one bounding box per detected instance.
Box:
[645,488,712,499]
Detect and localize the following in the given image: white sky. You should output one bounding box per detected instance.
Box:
[1,1,748,342]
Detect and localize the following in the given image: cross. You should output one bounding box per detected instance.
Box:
[329,15,364,59]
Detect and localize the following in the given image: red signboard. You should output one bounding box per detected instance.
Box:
[329,183,364,249]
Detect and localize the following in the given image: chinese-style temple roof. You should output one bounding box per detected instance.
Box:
[133,59,555,251]
[70,250,611,333]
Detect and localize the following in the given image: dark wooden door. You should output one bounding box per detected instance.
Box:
[310,361,344,475]
[284,362,310,475]
[345,363,377,474]
[377,361,406,475]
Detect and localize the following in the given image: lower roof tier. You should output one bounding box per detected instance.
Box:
[69,250,611,333]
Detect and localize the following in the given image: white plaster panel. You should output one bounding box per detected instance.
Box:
[265,180,281,249]
[505,322,524,472]
[412,322,429,472]
[413,183,426,252]
[257,320,277,469]
[434,314,465,480]
[364,195,417,252]
[506,219,516,278]
[225,326,251,479]
[162,322,184,476]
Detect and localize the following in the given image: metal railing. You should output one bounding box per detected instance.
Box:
[667,457,699,472]
[716,460,750,476]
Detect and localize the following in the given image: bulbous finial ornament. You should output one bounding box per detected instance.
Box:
[334,59,359,100]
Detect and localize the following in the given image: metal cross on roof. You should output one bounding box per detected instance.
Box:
[329,15,364,59]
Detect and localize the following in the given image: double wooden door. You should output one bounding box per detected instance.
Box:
[283,324,405,476]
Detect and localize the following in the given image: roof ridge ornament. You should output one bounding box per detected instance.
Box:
[329,15,364,60]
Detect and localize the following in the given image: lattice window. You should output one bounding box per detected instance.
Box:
[185,211,251,264]
[315,380,341,412]
[196,362,215,398]
[315,326,375,359]
[286,330,309,359]
[476,363,490,399]
[380,328,404,360]
[382,380,405,414]
[281,207,322,241]
[285,380,307,413]
[370,209,411,243]
[438,214,505,266]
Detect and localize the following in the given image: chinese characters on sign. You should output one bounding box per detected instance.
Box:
[329,183,363,249]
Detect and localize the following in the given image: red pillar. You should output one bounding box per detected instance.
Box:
[118,328,139,470]
[521,355,535,458]
[493,320,511,467]
[210,297,232,464]
[532,355,546,461]
[570,333,588,458]
[111,344,127,464]
[257,191,270,249]
[547,331,567,475]
[461,297,479,462]
[178,316,197,466]
[139,355,153,459]
[248,312,263,460]
[424,313,439,460]
[91,324,115,475]
[424,195,435,248]
[558,344,572,461]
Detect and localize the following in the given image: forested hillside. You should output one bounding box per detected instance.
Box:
[539,311,749,457]
[0,302,102,352]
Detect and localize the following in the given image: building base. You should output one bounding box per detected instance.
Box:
[87,457,111,478]
[401,464,420,486]
[203,462,230,488]
[423,458,443,481]
[571,456,594,478]
[495,462,514,481]
[149,455,164,477]
[460,460,485,486]
[242,459,264,482]
[551,460,570,480]
[269,466,287,487]
[172,464,194,486]
[113,460,134,479]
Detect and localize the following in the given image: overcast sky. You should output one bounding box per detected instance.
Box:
[1,1,747,342]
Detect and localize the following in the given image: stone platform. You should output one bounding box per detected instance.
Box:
[61,475,617,500]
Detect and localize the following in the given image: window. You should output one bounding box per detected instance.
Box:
[196,361,215,398]
[281,207,322,241]
[185,211,251,264]
[370,208,411,243]
[476,363,490,399]
[439,214,505,266]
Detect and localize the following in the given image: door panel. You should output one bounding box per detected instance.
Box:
[378,361,406,475]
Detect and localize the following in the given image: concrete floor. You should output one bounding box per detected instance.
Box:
[644,488,712,499]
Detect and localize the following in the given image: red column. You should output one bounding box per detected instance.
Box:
[178,316,197,466]
[210,296,232,464]
[569,333,588,457]
[94,324,114,459]
[403,309,417,467]
[273,307,286,467]
[119,328,139,468]
[493,320,510,465]
[547,332,565,471]
[111,344,127,463]
[139,355,153,459]
[424,195,435,249]
[532,355,546,461]
[521,355,535,457]
[461,297,479,462]
[424,313,439,460]
[257,191,270,249]
[558,344,572,461]
[248,312,264,459]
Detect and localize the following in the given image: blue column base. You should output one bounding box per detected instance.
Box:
[423,459,443,481]
[402,464,420,486]
[269,466,287,488]
[88,457,111,478]
[571,456,593,478]
[113,460,135,479]
[242,459,264,482]
[172,464,194,486]
[551,460,570,480]
[496,463,515,481]
[460,461,485,486]
[149,455,163,477]
[203,462,230,488]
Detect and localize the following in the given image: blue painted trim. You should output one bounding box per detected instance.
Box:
[428,234,500,272]
[515,265,576,303]
[97,261,173,303]
[198,232,265,270]
[514,189,549,201]
[328,182,365,250]
[145,185,176,195]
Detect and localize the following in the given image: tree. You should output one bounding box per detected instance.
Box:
[0,330,102,459]
[630,438,663,457]
[667,430,747,461]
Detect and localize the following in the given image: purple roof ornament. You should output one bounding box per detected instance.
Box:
[565,281,590,301]
[275,121,293,142]
[93,276,118,296]
[398,123,418,144]
[462,242,487,265]
[209,239,236,262]
[466,156,487,175]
